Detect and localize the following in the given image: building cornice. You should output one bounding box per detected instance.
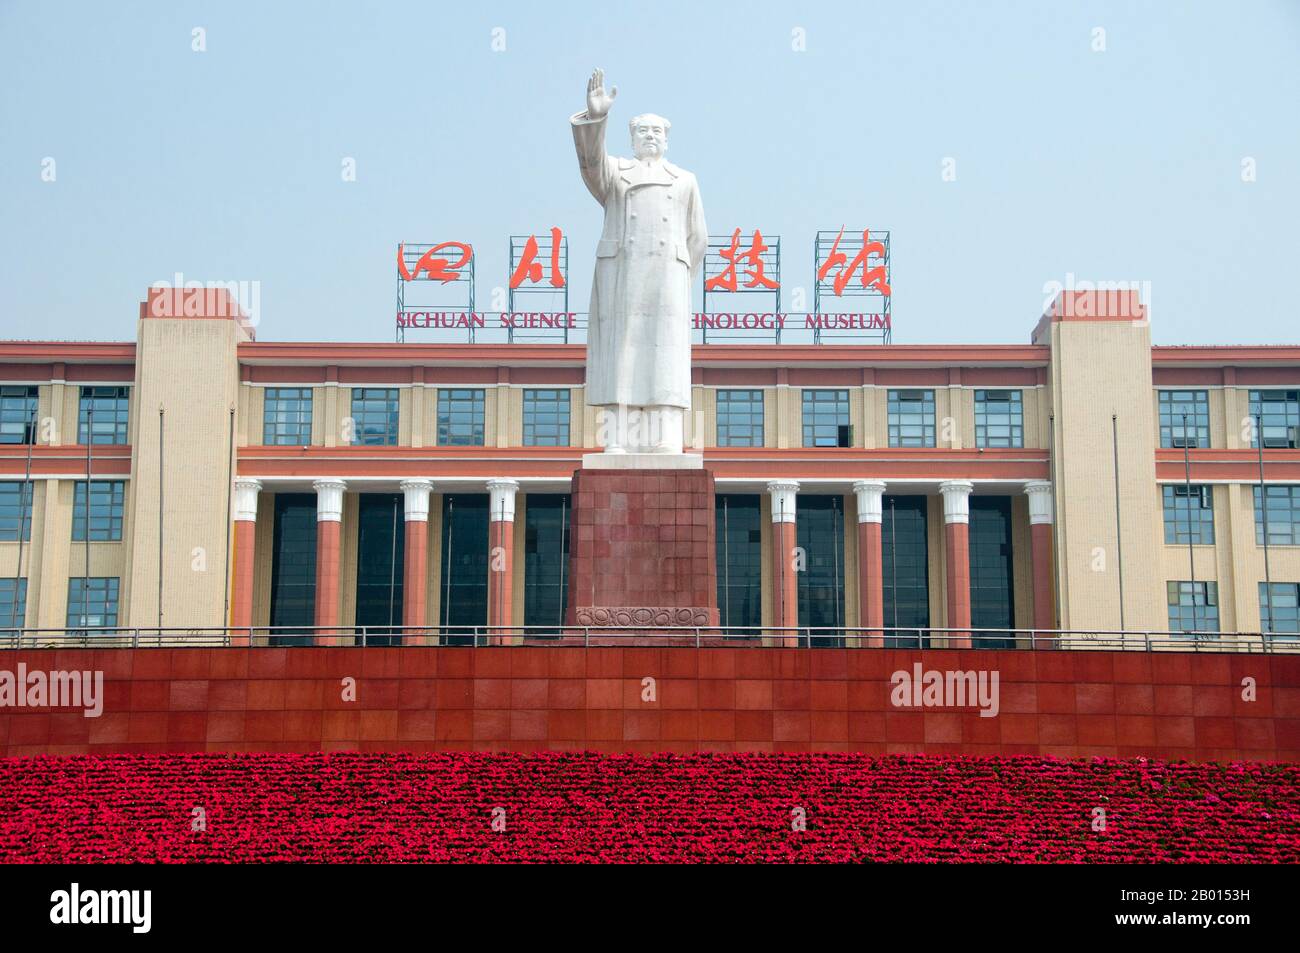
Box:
[1151,345,1300,366]
[235,342,1051,368]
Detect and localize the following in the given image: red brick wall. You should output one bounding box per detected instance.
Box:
[1,648,1296,760]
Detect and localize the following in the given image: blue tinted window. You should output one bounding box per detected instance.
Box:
[717,390,764,447]
[352,388,400,446]
[66,577,120,631]
[1163,484,1215,544]
[522,389,570,446]
[524,494,571,632]
[887,389,935,448]
[72,481,125,541]
[0,387,37,445]
[264,388,313,445]
[0,482,33,542]
[716,494,761,635]
[1158,390,1209,448]
[974,390,1022,448]
[79,386,130,444]
[1166,581,1218,634]
[802,390,850,447]
[437,389,485,447]
[1254,485,1300,546]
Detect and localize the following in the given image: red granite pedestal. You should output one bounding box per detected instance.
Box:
[565,468,720,631]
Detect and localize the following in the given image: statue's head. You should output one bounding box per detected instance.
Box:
[629,113,670,160]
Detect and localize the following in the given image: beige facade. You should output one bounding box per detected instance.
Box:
[2,288,1298,644]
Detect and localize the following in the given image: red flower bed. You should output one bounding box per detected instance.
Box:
[0,753,1296,862]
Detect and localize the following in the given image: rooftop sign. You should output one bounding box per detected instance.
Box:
[396,227,891,345]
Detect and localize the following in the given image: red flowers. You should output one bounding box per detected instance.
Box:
[0,753,1296,863]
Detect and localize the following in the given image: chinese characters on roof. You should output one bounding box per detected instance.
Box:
[396,227,890,339]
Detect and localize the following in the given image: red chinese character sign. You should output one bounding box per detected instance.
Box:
[395,226,891,345]
[397,241,474,283]
[705,229,779,292]
[395,241,477,342]
[701,229,782,342]
[813,227,891,343]
[507,228,571,342]
[509,227,566,289]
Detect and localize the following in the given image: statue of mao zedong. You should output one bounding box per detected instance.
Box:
[571,68,707,454]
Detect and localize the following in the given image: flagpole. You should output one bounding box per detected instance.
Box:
[1257,414,1273,638]
[1182,412,1197,632]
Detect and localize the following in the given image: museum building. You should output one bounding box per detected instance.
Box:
[1,287,1299,646]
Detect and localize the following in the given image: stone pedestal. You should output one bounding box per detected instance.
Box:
[565,468,719,629]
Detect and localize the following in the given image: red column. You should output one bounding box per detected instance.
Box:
[767,481,800,646]
[1025,481,1056,641]
[230,479,261,645]
[853,480,886,647]
[940,480,973,648]
[487,479,519,644]
[1031,524,1055,629]
[313,479,345,643]
[400,479,432,641]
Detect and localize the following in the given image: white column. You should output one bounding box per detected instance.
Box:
[313,479,346,521]
[767,479,800,633]
[487,478,520,523]
[233,477,262,522]
[938,479,974,523]
[852,479,886,524]
[400,479,433,522]
[1023,480,1054,524]
[766,480,800,522]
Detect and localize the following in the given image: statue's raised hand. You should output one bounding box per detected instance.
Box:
[585,68,617,120]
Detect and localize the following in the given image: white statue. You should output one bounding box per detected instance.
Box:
[572,68,707,455]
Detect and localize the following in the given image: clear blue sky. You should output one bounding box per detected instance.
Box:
[2,0,1297,345]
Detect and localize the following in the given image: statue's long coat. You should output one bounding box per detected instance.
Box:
[571,110,707,409]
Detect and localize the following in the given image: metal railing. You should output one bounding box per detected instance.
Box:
[0,625,1294,653]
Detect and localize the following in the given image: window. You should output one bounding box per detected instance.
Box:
[354,494,404,644]
[78,386,130,444]
[969,497,1015,648]
[883,496,929,647]
[0,578,26,630]
[716,390,764,447]
[1260,582,1300,637]
[72,481,125,541]
[1253,485,1300,546]
[0,386,38,445]
[1158,390,1210,448]
[269,494,317,645]
[802,389,851,447]
[263,388,313,445]
[1162,484,1215,545]
[437,388,485,447]
[1166,581,1219,634]
[66,577,120,631]
[524,494,571,632]
[974,390,1023,449]
[716,494,762,635]
[522,389,570,447]
[797,495,845,646]
[0,482,33,542]
[1249,390,1300,449]
[887,389,935,448]
[351,388,399,446]
[440,493,489,642]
